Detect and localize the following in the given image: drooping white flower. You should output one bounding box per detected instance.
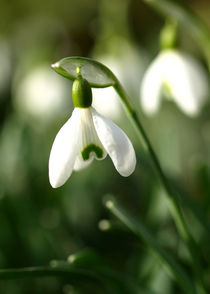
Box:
[49,107,136,188]
[140,50,209,116]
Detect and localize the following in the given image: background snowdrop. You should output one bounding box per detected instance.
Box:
[140,49,209,117]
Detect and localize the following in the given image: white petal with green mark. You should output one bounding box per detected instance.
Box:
[49,106,136,188]
[74,108,107,171]
[91,107,136,176]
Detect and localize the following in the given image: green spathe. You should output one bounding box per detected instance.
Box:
[72,68,92,108]
[51,56,116,87]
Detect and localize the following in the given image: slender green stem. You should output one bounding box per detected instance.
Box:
[114,82,207,294]
[114,83,188,238]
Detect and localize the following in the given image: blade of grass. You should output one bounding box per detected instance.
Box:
[68,249,159,294]
[0,262,158,294]
[105,197,197,294]
[0,266,115,294]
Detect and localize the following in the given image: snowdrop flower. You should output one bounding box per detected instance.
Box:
[49,67,136,188]
[140,50,209,116]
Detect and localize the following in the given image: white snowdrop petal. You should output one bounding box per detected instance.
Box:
[180,53,209,104]
[49,108,80,188]
[73,155,94,171]
[170,77,199,116]
[91,107,136,176]
[163,51,200,116]
[158,50,209,116]
[140,56,164,115]
[76,108,107,163]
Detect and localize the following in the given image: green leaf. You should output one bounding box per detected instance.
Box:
[67,250,158,294]
[105,197,197,294]
[0,260,158,294]
[0,265,115,294]
[51,56,116,88]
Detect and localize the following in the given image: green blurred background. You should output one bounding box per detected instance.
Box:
[0,0,210,293]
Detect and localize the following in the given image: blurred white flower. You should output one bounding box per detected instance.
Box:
[13,65,71,122]
[140,50,209,116]
[49,106,136,188]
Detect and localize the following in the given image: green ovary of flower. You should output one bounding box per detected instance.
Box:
[72,67,92,108]
[81,143,103,161]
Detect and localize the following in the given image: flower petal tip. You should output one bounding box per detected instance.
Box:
[50,182,58,189]
[49,176,62,189]
[49,172,70,188]
[117,152,136,177]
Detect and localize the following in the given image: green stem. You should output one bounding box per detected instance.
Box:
[114,82,207,294]
[114,82,188,238]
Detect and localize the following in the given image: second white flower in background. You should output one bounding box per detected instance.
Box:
[140,49,209,116]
